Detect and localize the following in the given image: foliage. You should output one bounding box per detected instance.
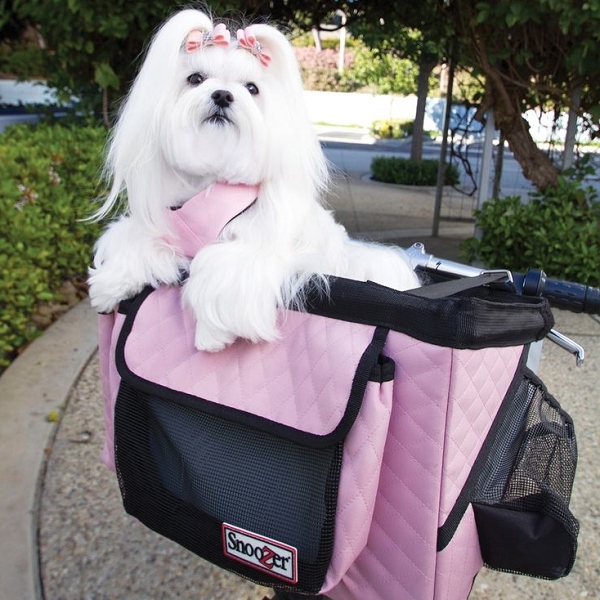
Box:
[294,42,424,94]
[344,12,449,161]
[5,0,196,121]
[0,45,45,78]
[0,121,106,369]
[3,1,438,119]
[463,0,600,85]
[371,156,459,186]
[344,46,421,95]
[292,31,362,51]
[2,0,345,121]
[452,66,486,105]
[289,0,600,190]
[449,0,600,188]
[461,158,600,286]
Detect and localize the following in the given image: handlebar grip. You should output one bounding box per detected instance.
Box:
[514,269,600,315]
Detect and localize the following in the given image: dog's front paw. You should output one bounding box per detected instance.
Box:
[193,323,238,353]
[182,268,281,352]
[188,299,281,352]
[88,266,145,313]
[191,314,281,352]
[89,216,188,313]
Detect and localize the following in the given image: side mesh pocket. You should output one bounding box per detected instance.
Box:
[472,371,579,579]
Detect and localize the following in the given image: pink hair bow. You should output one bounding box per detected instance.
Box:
[184,23,230,53]
[236,27,271,67]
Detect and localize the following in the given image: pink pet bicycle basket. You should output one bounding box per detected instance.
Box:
[98,272,578,600]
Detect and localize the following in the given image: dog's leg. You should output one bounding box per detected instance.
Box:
[88,216,189,313]
[183,242,283,352]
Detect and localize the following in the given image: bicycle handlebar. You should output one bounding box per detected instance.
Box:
[406,242,600,316]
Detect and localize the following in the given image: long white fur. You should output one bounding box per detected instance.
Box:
[88,9,420,352]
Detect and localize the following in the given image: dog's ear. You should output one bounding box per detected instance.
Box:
[143,9,215,61]
[101,9,217,230]
[232,23,330,212]
[236,24,302,84]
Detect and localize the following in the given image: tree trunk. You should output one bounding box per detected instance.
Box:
[410,54,437,161]
[563,86,582,170]
[495,106,559,191]
[480,75,560,191]
[492,130,505,198]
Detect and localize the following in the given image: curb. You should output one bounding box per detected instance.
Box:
[0,299,98,600]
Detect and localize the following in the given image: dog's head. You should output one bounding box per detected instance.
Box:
[99,9,327,232]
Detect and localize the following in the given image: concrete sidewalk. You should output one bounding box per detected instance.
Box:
[1,145,599,599]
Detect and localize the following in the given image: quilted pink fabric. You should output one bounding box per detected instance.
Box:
[98,311,123,471]
[122,286,378,436]
[323,377,393,591]
[327,334,523,600]
[438,346,522,522]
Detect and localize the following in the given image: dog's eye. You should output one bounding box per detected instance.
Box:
[187,72,206,86]
[245,82,259,96]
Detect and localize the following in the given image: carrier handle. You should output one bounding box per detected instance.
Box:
[406,242,600,316]
[406,242,589,366]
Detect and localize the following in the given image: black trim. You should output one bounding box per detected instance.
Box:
[303,277,554,349]
[225,197,257,226]
[407,272,510,299]
[115,287,389,449]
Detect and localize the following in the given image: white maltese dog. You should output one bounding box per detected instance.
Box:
[88,8,420,352]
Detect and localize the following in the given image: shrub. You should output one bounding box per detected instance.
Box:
[371,119,414,139]
[0,120,107,370]
[345,46,419,95]
[371,119,439,140]
[294,47,355,91]
[461,159,600,286]
[371,156,460,186]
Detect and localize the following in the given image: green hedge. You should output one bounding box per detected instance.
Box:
[461,160,600,286]
[371,156,460,186]
[0,121,107,370]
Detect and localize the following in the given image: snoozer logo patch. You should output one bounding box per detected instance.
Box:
[222,523,298,584]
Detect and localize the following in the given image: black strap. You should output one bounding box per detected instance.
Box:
[406,272,511,299]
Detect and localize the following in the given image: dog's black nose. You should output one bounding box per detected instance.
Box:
[211,89,234,108]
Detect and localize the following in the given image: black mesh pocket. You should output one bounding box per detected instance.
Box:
[114,380,342,593]
[472,372,579,579]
